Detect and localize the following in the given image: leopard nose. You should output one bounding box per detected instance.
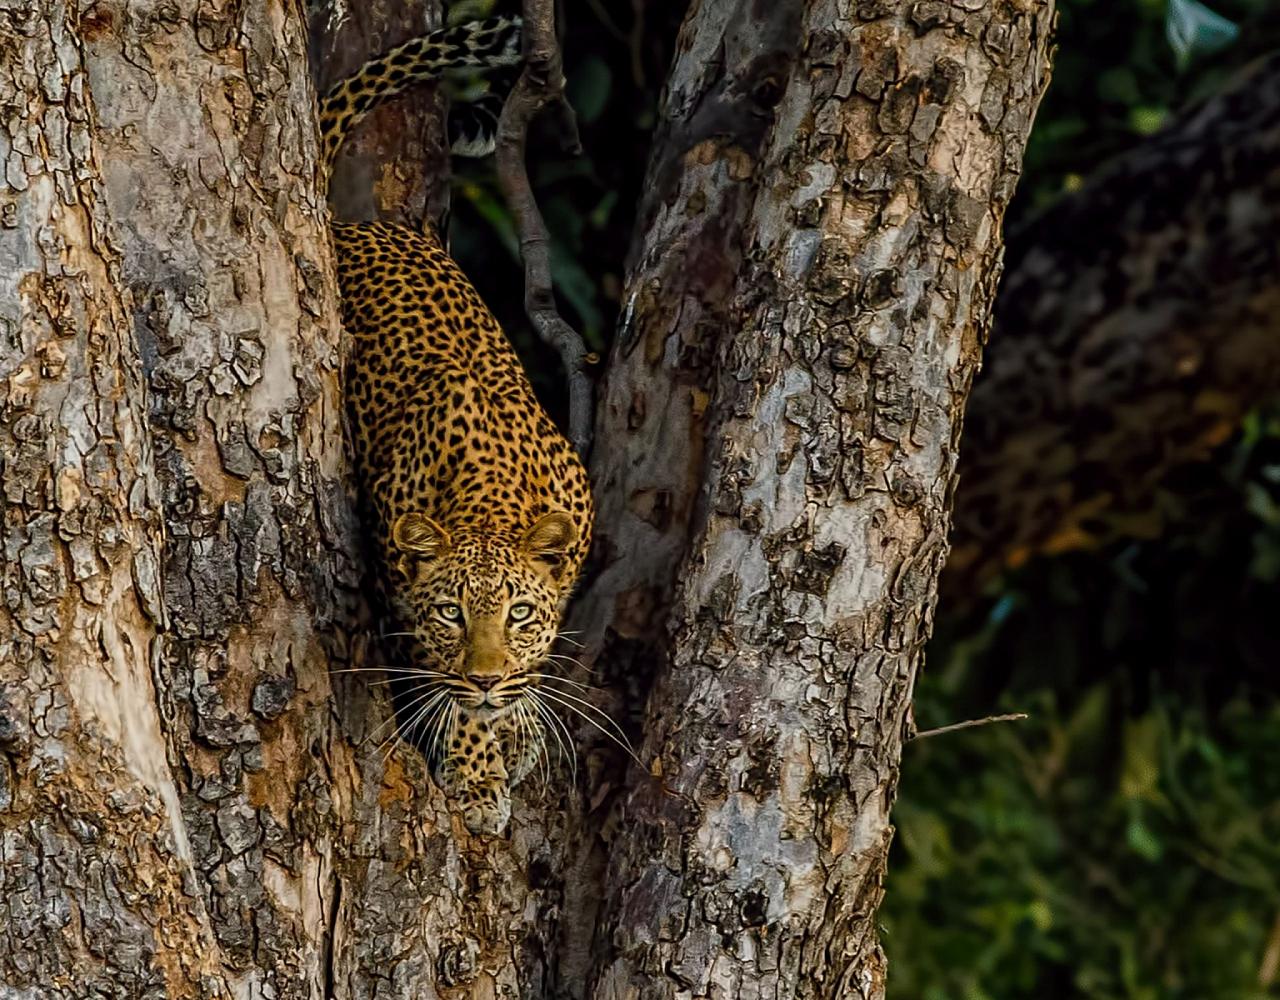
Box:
[470,675,502,691]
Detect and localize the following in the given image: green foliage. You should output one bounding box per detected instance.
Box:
[888,6,1280,985]
[889,692,1280,999]
[886,399,1280,998]
[446,0,684,416]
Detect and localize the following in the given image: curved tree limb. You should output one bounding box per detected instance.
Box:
[946,51,1280,600]
[495,0,595,456]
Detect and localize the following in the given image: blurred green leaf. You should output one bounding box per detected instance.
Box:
[1125,810,1165,861]
[1097,66,1143,104]
[549,243,605,349]
[1166,0,1240,67]
[1244,482,1280,526]
[455,180,519,259]
[445,0,497,25]
[1128,105,1169,134]
[1120,714,1162,802]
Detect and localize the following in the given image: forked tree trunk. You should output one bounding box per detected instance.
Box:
[0,1,1051,998]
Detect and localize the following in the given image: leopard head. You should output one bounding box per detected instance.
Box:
[390,510,576,714]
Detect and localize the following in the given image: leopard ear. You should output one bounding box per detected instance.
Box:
[521,511,576,572]
[393,512,451,559]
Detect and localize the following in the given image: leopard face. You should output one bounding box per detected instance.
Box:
[391,510,575,714]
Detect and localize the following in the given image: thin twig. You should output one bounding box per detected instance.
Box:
[495,0,594,456]
[911,713,1029,741]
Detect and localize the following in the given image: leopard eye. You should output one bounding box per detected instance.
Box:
[508,602,534,623]
[435,603,464,624]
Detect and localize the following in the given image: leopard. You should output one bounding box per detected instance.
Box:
[319,16,594,836]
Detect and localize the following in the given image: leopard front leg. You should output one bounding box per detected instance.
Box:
[434,709,512,836]
[495,703,543,789]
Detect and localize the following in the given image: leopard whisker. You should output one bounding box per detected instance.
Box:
[361,682,443,747]
[399,686,450,761]
[366,684,446,753]
[511,700,529,782]
[533,688,643,769]
[373,687,448,757]
[378,679,450,703]
[527,701,551,789]
[527,691,577,787]
[414,691,455,768]
[425,700,457,771]
[409,692,454,768]
[542,652,598,676]
[529,672,603,693]
[368,674,472,690]
[329,666,451,677]
[515,699,548,791]
[534,685,631,742]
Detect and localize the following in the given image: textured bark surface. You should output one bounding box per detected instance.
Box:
[2,1,543,997]
[0,6,188,993]
[579,1,1055,997]
[1,0,1052,997]
[81,2,358,994]
[947,50,1280,597]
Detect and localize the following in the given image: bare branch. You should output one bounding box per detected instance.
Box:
[495,0,594,456]
[911,713,1029,742]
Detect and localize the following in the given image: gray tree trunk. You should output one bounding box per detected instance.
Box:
[578,2,1055,996]
[0,2,1052,999]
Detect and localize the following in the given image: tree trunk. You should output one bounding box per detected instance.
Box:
[308,0,451,227]
[0,1,1052,999]
[0,6,181,992]
[578,1,1054,996]
[2,1,512,996]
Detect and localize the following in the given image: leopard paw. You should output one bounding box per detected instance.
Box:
[459,783,512,836]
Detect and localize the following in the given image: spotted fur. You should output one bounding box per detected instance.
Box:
[318,16,521,171]
[323,21,594,836]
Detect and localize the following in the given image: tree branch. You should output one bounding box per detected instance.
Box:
[912,713,1029,741]
[495,0,594,456]
[946,52,1280,601]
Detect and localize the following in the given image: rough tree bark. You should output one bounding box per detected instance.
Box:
[0,6,184,993]
[577,1,1054,996]
[308,0,451,227]
[0,2,1052,999]
[2,0,541,996]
